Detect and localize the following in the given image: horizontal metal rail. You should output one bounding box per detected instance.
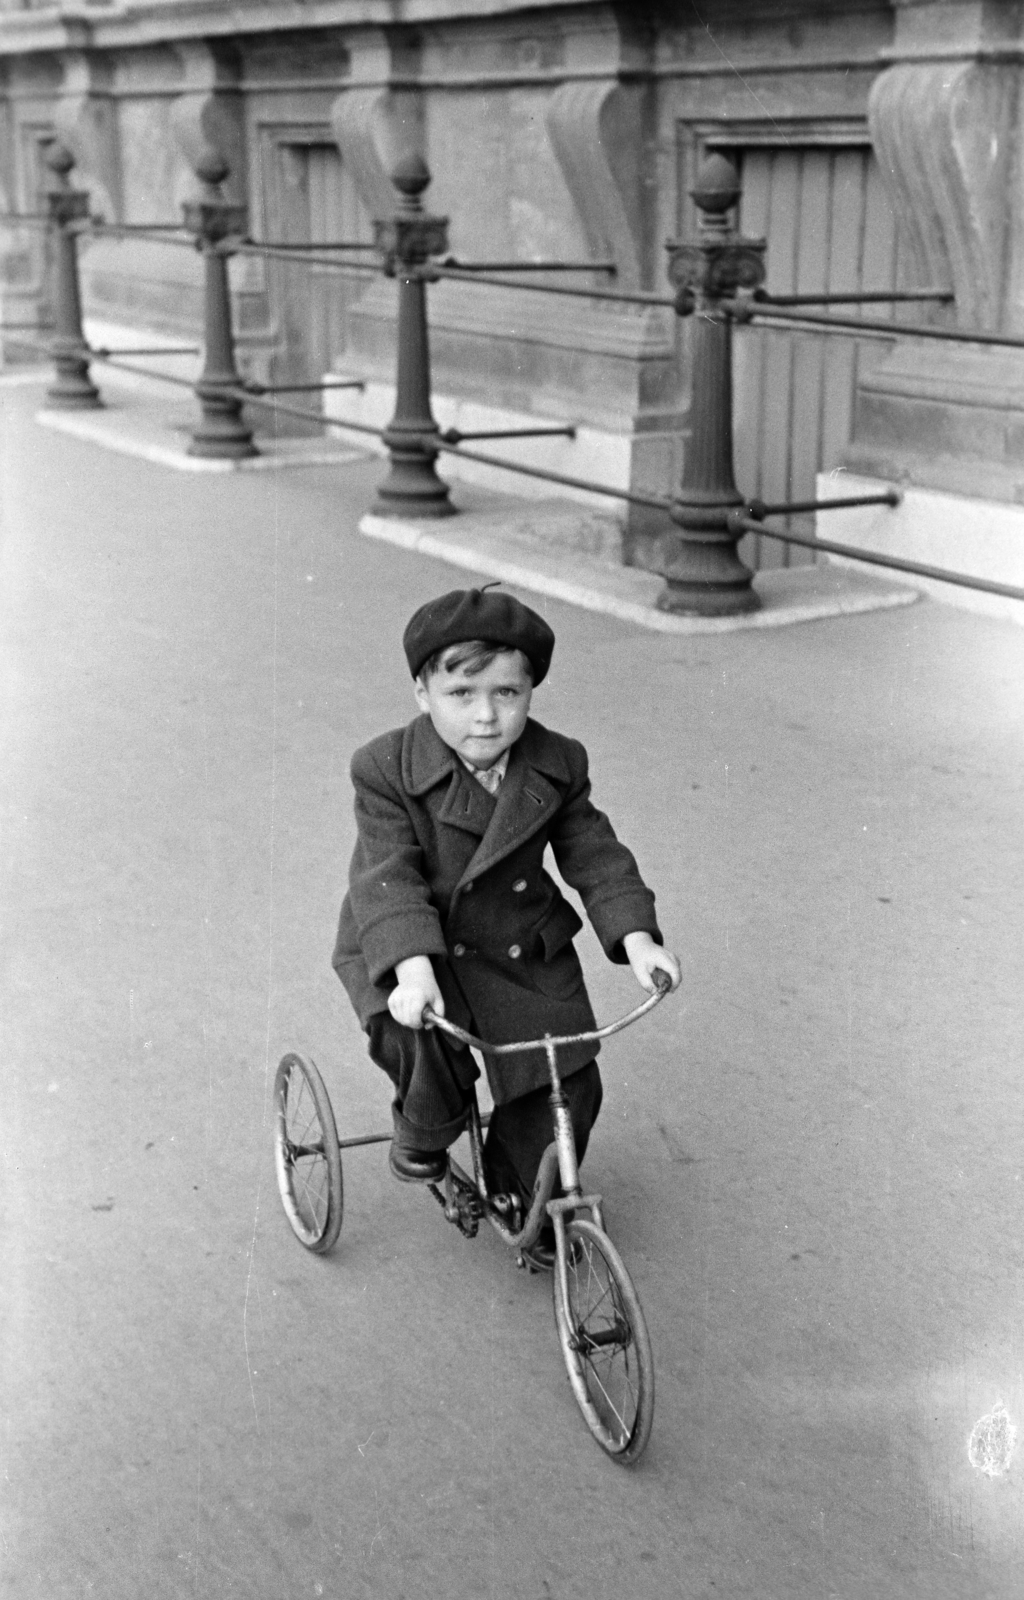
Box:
[440,256,616,274]
[247,238,377,251]
[753,491,902,516]
[732,298,1024,350]
[755,288,953,307]
[233,240,377,274]
[669,490,901,513]
[242,378,365,395]
[92,344,199,357]
[735,314,908,346]
[434,435,673,510]
[90,221,189,233]
[88,222,198,249]
[729,513,1024,602]
[425,263,675,308]
[439,423,576,443]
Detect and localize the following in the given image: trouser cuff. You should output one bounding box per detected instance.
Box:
[391,1101,469,1152]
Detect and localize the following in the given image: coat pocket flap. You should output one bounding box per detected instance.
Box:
[537,898,584,960]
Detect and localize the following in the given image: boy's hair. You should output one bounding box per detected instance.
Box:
[419,638,534,683]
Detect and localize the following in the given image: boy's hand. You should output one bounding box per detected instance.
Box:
[623,931,681,995]
[389,955,445,1029]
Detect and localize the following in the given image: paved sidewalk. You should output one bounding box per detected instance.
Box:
[2,374,1023,1600]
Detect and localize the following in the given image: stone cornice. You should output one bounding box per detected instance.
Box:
[0,0,598,56]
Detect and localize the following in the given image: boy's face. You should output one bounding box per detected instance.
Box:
[414,650,533,769]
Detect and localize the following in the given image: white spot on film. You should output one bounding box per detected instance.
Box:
[968,1403,1016,1477]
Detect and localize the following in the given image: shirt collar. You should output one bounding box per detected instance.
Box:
[458,747,510,787]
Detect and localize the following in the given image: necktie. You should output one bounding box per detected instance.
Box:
[473,764,503,796]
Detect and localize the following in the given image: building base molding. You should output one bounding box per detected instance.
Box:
[815,471,1024,625]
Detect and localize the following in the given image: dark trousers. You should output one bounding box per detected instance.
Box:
[366,1012,602,1202]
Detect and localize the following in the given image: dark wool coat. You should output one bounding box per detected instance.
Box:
[333,714,662,1103]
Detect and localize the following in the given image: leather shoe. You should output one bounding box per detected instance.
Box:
[522,1225,583,1273]
[389,1143,447,1184]
[521,1222,557,1272]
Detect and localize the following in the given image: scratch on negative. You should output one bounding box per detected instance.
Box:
[243,1175,263,1432]
[262,495,281,1129]
[687,1,792,143]
[370,1486,385,1555]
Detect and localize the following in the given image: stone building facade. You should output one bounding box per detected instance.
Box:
[1,0,1021,613]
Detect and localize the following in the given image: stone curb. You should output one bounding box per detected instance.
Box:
[358,508,921,636]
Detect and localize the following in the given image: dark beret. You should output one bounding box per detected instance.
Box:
[403,587,555,684]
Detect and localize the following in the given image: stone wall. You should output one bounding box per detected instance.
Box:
[3,0,1022,583]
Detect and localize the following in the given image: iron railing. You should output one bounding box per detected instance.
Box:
[3,139,1022,610]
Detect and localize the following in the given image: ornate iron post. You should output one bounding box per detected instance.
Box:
[659,154,766,616]
[43,141,100,409]
[181,154,256,460]
[373,154,453,517]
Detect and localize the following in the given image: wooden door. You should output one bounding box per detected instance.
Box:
[722,143,903,569]
[264,136,372,403]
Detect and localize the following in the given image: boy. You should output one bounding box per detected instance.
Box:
[333,586,680,1265]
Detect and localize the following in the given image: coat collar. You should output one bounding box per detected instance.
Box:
[401,713,571,797]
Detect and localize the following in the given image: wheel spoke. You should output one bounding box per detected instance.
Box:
[582,1355,632,1444]
[294,1152,328,1222]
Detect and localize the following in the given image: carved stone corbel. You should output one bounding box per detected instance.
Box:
[848,50,1024,495]
[868,59,1017,332]
[330,86,424,222]
[545,79,644,284]
[53,49,120,223]
[169,40,246,208]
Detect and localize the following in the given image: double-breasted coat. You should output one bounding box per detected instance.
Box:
[333,713,662,1102]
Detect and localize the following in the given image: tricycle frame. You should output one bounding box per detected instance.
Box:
[273,977,669,1463]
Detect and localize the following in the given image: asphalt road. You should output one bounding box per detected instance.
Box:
[2,376,1024,1599]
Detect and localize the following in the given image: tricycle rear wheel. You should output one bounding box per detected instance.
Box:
[273,1053,343,1253]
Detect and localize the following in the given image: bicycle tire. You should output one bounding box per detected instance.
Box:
[273,1053,343,1253]
[552,1217,654,1464]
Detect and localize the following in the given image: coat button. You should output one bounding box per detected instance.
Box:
[508,944,522,959]
[512,879,527,893]
[463,881,473,893]
[453,943,466,957]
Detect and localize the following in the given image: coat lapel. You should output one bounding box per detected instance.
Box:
[402,713,494,837]
[462,721,567,880]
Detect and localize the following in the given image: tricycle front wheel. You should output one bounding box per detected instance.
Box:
[273,1053,343,1253]
[552,1218,654,1464]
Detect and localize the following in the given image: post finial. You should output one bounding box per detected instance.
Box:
[194,150,230,192]
[391,152,431,203]
[44,140,76,179]
[690,153,741,217]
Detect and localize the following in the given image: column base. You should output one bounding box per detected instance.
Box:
[651,523,760,617]
[188,391,258,460]
[375,448,455,519]
[188,431,259,461]
[656,579,760,618]
[47,361,101,410]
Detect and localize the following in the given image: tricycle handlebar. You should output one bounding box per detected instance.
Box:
[422,970,672,1054]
